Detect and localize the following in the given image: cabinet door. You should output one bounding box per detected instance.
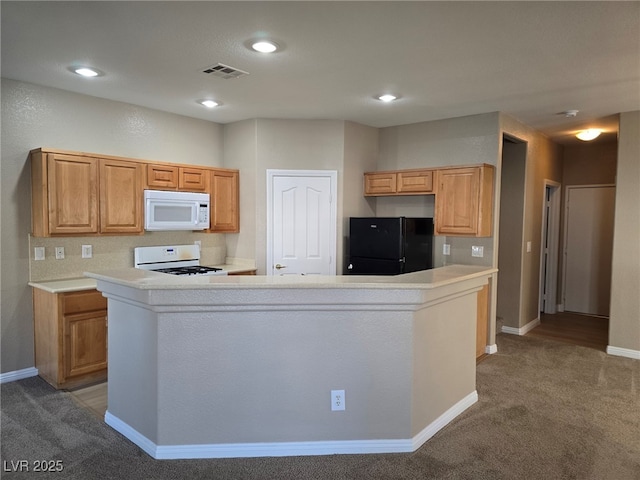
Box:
[47,154,99,234]
[397,170,434,194]
[364,172,397,195]
[179,167,208,192]
[211,170,239,232]
[146,164,178,189]
[436,167,479,235]
[435,166,494,237]
[63,310,107,378]
[100,159,144,234]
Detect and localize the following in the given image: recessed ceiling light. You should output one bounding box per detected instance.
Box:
[576,129,602,141]
[199,100,219,108]
[72,66,102,77]
[251,41,278,53]
[377,94,397,102]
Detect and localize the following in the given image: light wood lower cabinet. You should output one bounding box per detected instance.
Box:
[33,288,107,389]
[476,284,489,358]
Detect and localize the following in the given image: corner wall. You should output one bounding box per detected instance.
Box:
[609,111,640,356]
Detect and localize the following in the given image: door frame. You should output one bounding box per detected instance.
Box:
[266,169,338,276]
[539,180,561,314]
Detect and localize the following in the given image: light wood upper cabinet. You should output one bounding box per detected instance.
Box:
[210,169,239,232]
[364,172,397,195]
[31,149,144,236]
[146,164,178,189]
[365,169,435,196]
[178,167,208,192]
[146,164,208,192]
[99,159,144,234]
[435,165,494,237]
[32,151,99,236]
[397,169,434,194]
[31,148,240,236]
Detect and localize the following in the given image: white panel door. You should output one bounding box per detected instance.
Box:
[268,170,336,276]
[563,185,615,315]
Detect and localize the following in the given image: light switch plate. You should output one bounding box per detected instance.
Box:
[34,247,45,261]
[471,246,484,258]
[82,245,93,259]
[443,244,451,256]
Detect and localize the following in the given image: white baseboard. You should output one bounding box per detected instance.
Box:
[106,390,478,460]
[606,346,640,360]
[485,344,498,354]
[501,317,540,336]
[0,367,38,384]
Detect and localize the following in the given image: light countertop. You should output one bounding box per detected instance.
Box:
[84,264,497,291]
[28,263,257,293]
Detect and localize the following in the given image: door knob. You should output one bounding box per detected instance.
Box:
[275,263,287,270]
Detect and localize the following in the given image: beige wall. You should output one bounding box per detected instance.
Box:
[499,114,564,329]
[1,79,225,374]
[609,111,640,353]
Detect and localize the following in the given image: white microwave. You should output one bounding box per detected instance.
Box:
[144,190,210,231]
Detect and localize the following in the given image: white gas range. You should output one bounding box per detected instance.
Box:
[133,244,228,276]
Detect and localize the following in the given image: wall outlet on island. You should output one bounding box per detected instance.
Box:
[331,389,345,411]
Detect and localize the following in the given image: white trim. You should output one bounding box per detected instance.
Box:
[485,344,498,354]
[606,346,640,360]
[0,367,38,384]
[105,391,478,460]
[501,317,540,336]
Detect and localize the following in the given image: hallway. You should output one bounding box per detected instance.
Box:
[526,312,609,352]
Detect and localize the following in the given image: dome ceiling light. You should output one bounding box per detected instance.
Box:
[576,129,602,141]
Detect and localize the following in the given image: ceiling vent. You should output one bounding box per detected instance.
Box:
[202,63,249,80]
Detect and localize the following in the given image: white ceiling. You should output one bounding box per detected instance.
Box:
[2,1,638,145]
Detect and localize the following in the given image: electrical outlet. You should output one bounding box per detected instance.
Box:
[331,389,345,411]
[471,246,484,258]
[443,244,451,256]
[55,247,65,260]
[526,241,532,253]
[34,247,45,261]
[82,245,93,259]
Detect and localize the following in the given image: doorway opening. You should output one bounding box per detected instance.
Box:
[539,180,561,314]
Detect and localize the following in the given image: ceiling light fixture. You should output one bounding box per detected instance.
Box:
[377,94,397,102]
[72,66,102,77]
[251,41,278,53]
[576,129,602,141]
[199,100,219,108]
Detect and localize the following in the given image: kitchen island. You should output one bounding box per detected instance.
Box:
[86,265,496,459]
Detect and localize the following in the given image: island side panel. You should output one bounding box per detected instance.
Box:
[106,299,159,443]
[154,309,415,446]
[411,289,478,436]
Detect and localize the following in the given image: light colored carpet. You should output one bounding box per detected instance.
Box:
[2,334,639,479]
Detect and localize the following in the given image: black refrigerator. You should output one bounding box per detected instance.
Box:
[346,217,434,275]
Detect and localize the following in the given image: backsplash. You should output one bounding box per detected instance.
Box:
[29,232,227,281]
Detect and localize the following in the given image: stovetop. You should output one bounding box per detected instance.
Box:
[134,245,227,276]
[153,265,224,276]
